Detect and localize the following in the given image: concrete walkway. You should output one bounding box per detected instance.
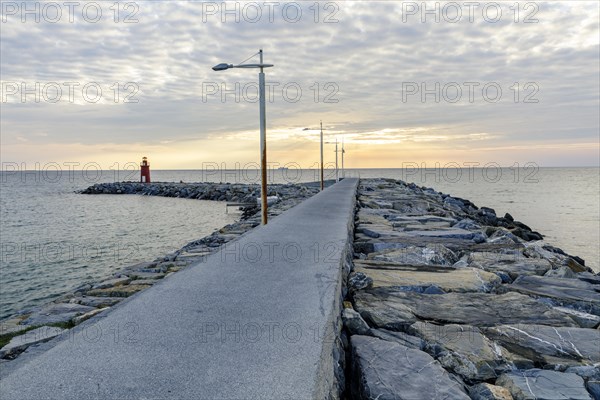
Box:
[0,178,358,400]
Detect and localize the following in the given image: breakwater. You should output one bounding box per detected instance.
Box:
[1,178,598,400]
[343,178,599,399]
[0,178,359,399]
[0,181,321,361]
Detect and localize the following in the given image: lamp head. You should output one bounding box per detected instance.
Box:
[212,63,232,71]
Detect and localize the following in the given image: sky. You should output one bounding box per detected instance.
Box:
[1,0,599,169]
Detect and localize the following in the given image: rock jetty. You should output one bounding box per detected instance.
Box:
[343,178,599,400]
[2,177,598,400]
[0,181,322,362]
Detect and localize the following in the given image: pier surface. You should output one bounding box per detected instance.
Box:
[0,178,358,399]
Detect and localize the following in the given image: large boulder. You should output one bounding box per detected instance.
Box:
[354,261,501,293]
[368,245,458,265]
[0,326,66,359]
[506,275,600,316]
[21,303,95,326]
[496,369,592,400]
[409,322,507,382]
[468,252,552,279]
[469,383,514,400]
[342,308,370,336]
[483,324,600,367]
[350,335,470,399]
[354,289,578,330]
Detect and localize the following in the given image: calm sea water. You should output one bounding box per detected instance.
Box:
[0,167,598,319]
[0,171,238,319]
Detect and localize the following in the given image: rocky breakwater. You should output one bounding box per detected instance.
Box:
[81,181,264,202]
[342,178,599,400]
[0,181,320,364]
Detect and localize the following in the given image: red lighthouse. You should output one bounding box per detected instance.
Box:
[140,157,151,183]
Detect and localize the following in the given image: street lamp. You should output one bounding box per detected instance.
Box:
[213,50,274,225]
[325,138,340,183]
[341,136,346,179]
[303,121,325,190]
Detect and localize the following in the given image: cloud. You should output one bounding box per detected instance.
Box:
[1,1,598,167]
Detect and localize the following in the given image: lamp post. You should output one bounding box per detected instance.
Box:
[341,137,345,179]
[303,121,325,190]
[325,138,339,183]
[213,50,274,225]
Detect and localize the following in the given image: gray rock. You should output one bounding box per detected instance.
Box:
[587,381,600,399]
[69,296,123,308]
[368,328,424,350]
[496,369,592,400]
[454,219,482,231]
[123,261,157,272]
[507,275,600,316]
[401,228,476,240]
[565,366,600,381]
[0,327,66,359]
[469,383,514,400]
[71,307,109,325]
[86,284,151,298]
[409,322,506,382]
[487,228,522,244]
[476,207,498,226]
[388,215,457,225]
[126,271,165,280]
[342,308,370,336]
[348,271,373,291]
[473,233,488,243]
[577,272,600,285]
[357,225,381,238]
[369,245,458,266]
[553,306,600,328]
[91,277,131,290]
[424,285,446,294]
[545,267,577,279]
[354,289,577,329]
[0,318,30,336]
[350,335,470,399]
[468,252,552,279]
[129,279,158,286]
[496,271,514,284]
[354,261,501,293]
[21,303,95,326]
[523,243,590,273]
[484,325,600,367]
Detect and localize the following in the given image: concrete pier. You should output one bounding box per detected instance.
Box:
[0,178,359,400]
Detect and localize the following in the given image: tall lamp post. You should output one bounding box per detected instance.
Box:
[213,50,274,225]
[303,121,325,190]
[341,136,345,178]
[325,138,339,183]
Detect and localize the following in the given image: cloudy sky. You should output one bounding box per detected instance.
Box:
[1,0,599,168]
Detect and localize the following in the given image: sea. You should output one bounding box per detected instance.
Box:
[0,167,598,319]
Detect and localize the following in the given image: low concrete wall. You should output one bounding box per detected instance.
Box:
[0,179,359,400]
